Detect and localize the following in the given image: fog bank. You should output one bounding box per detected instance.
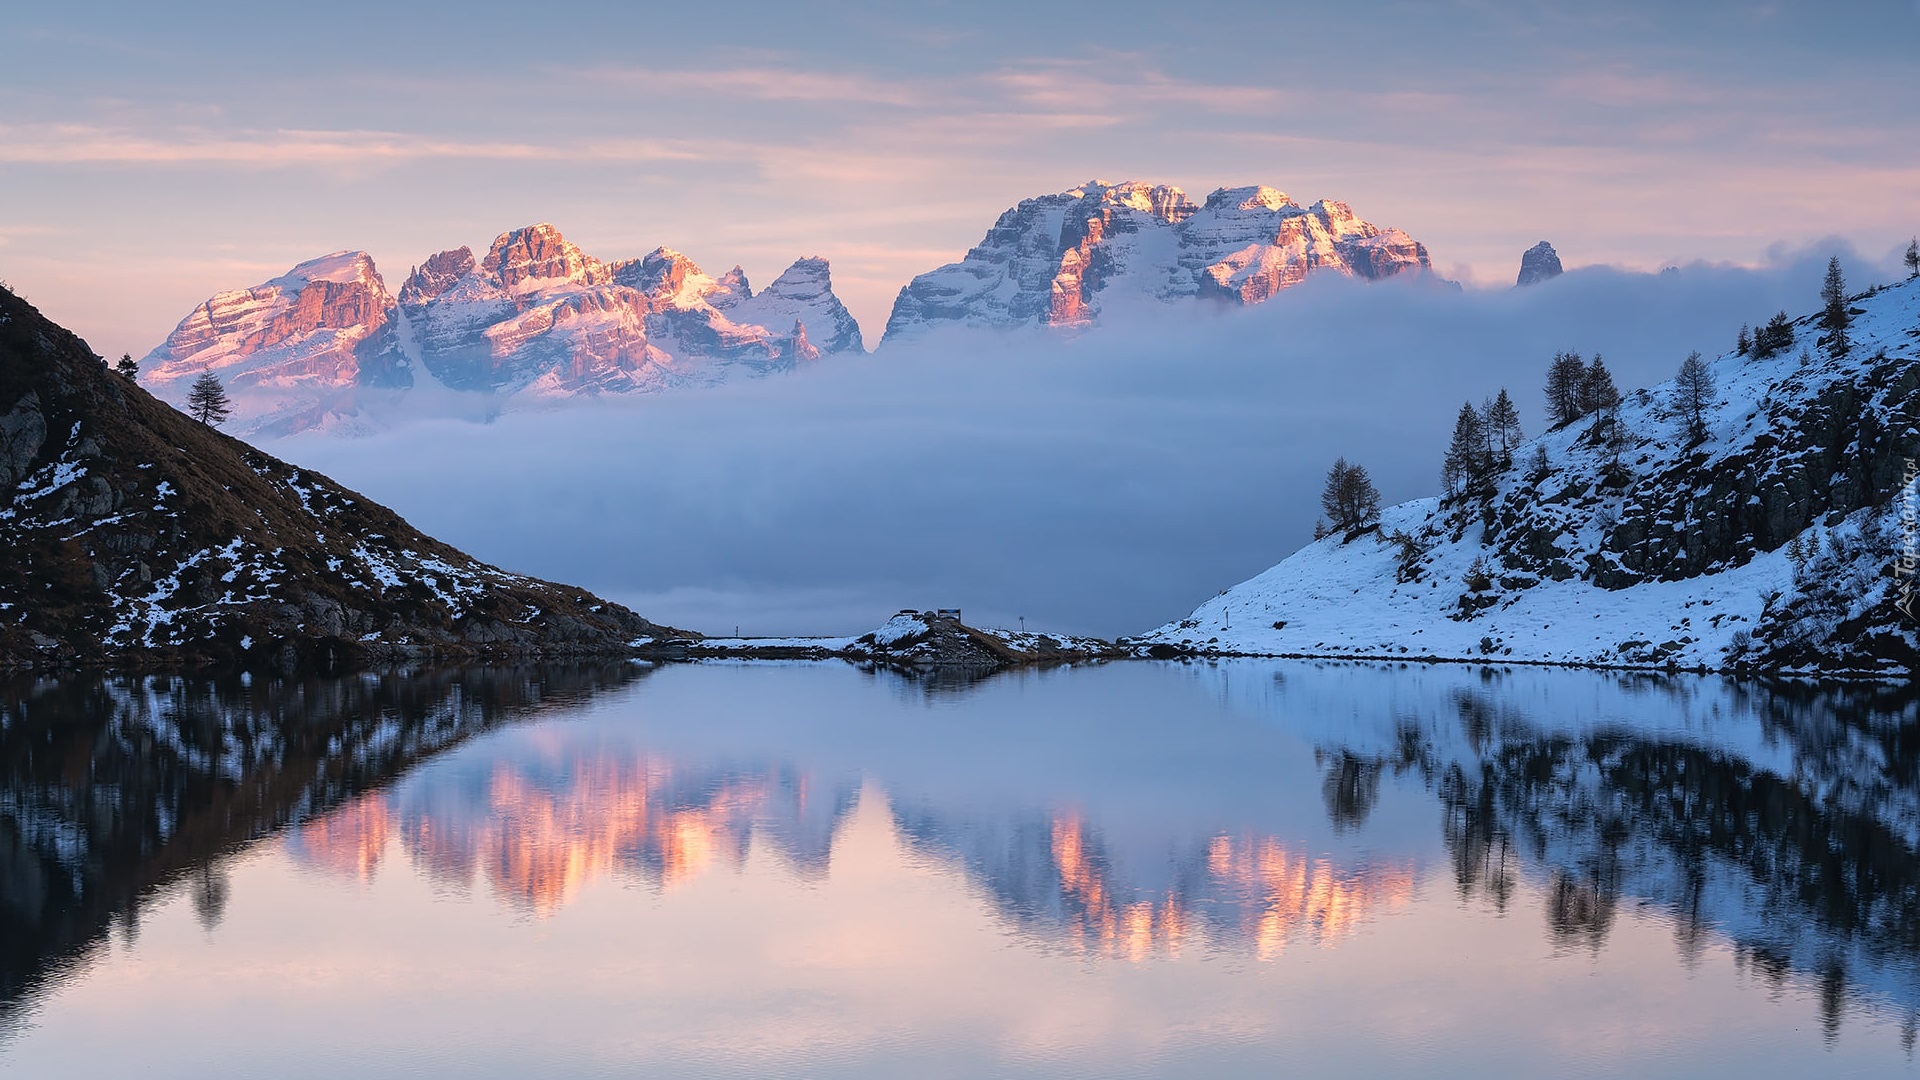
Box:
[273,246,1892,637]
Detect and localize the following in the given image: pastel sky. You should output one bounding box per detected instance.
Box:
[2,0,1917,362]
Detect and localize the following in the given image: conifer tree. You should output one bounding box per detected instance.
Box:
[1584,356,1628,473]
[186,371,232,426]
[1906,238,1919,280]
[1544,351,1588,427]
[1442,402,1492,499]
[114,352,138,379]
[1484,388,1522,464]
[1735,324,1751,356]
[1321,457,1381,533]
[1754,311,1794,358]
[1820,255,1850,358]
[1580,356,1621,417]
[1672,351,1714,443]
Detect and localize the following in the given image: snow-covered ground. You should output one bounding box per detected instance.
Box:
[1152,495,1796,669]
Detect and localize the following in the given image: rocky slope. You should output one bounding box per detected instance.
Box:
[1143,275,1920,677]
[1,284,681,671]
[144,224,863,435]
[881,180,1435,341]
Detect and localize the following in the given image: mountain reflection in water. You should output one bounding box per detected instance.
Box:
[1,660,1918,1062]
[290,752,855,915]
[290,756,1419,963]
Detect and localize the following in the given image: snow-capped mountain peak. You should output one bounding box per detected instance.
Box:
[481,222,608,293]
[882,179,1434,341]
[397,246,475,308]
[611,247,718,308]
[727,256,865,354]
[266,250,384,292]
[1067,179,1198,222]
[709,265,754,310]
[1207,184,1292,213]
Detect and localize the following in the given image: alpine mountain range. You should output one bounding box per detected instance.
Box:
[140,180,1439,435]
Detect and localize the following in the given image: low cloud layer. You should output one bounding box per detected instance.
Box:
[274,246,1893,638]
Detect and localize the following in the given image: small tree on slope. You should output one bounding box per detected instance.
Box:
[1484,389,1523,465]
[1754,311,1795,358]
[1321,457,1381,534]
[114,352,137,379]
[186,371,232,426]
[1671,351,1714,444]
[1544,351,1588,428]
[1578,356,1620,419]
[1442,402,1492,499]
[1821,255,1851,359]
[1905,238,1918,280]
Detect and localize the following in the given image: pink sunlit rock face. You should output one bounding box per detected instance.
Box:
[882,180,1435,341]
[142,252,412,434]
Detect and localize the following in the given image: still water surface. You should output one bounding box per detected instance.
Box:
[1,660,1917,1077]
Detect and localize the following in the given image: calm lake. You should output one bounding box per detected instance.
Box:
[1,660,1916,1077]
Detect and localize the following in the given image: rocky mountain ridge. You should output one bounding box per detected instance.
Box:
[1143,274,1920,677]
[1,284,681,671]
[139,180,1443,432]
[143,223,863,435]
[882,180,1436,340]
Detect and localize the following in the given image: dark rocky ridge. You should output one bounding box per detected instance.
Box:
[1516,240,1563,286]
[0,285,683,672]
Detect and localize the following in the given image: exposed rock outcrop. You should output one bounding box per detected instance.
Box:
[882,180,1435,340]
[1516,241,1564,287]
[1,284,684,672]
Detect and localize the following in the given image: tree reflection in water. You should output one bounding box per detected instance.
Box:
[1294,669,1920,1041]
[0,664,646,1026]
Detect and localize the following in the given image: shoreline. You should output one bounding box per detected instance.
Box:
[5,620,1911,685]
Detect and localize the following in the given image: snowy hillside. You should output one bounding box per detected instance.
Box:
[1143,274,1920,676]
